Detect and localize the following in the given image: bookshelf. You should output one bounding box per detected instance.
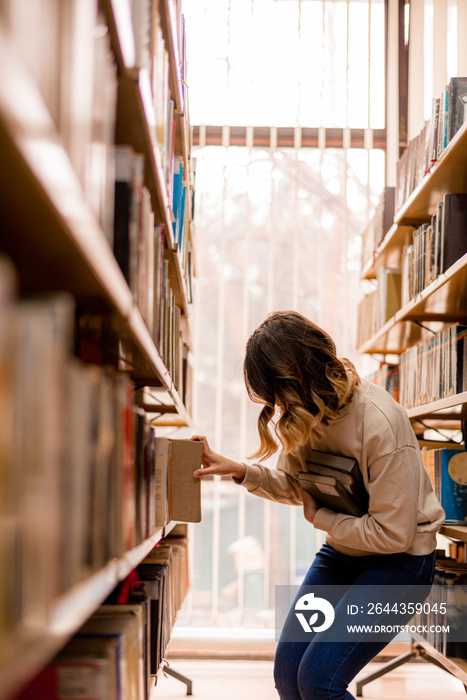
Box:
[361,118,467,286]
[0,0,196,697]
[0,523,177,700]
[358,84,467,685]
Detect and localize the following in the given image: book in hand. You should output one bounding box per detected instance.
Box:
[168,439,203,523]
[297,451,368,517]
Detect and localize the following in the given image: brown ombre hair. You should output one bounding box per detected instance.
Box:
[243,311,361,460]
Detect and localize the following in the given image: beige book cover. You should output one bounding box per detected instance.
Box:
[168,439,203,523]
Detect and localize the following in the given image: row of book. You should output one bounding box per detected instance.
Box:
[395,77,467,214]
[361,186,395,271]
[356,268,401,346]
[131,0,191,202]
[123,1,195,304]
[447,539,467,564]
[401,193,467,306]
[1,3,194,334]
[113,146,192,390]
[0,1,118,244]
[398,323,467,409]
[367,362,400,403]
[14,532,190,700]
[0,268,202,659]
[422,447,467,525]
[413,558,467,659]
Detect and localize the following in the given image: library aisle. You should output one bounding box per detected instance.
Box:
[2,0,467,699]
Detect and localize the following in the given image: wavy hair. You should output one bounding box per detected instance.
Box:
[243,311,361,460]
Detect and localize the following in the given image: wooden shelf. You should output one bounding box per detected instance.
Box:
[101,0,137,76]
[115,70,190,319]
[411,632,467,686]
[358,252,467,354]
[405,392,467,420]
[440,524,467,542]
[360,223,415,280]
[396,120,467,224]
[159,0,184,115]
[105,0,191,316]
[357,317,434,355]
[0,26,191,422]
[0,522,177,700]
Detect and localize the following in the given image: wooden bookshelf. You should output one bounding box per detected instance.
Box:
[396,119,467,224]
[358,79,467,690]
[105,0,192,315]
[115,72,191,317]
[0,522,177,700]
[0,24,192,426]
[358,251,467,354]
[0,3,196,695]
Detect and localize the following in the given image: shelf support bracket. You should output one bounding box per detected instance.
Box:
[356,641,464,696]
[164,666,193,696]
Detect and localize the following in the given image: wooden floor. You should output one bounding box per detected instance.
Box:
[152,658,466,699]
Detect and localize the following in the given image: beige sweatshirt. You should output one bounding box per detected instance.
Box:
[237,379,445,557]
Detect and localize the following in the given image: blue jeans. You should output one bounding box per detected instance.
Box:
[274,542,436,700]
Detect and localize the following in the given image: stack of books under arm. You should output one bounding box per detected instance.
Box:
[0,256,202,666]
[298,452,368,517]
[398,323,467,409]
[396,77,467,213]
[13,528,190,700]
[401,193,467,306]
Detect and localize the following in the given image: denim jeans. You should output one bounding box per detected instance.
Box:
[274,542,436,700]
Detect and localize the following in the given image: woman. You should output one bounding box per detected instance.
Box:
[192,310,445,700]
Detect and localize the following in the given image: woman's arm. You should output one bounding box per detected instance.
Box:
[191,435,319,520]
[191,435,246,481]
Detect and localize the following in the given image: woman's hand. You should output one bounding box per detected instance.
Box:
[190,435,246,481]
[300,486,319,524]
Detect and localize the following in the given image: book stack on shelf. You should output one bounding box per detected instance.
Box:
[357,267,401,346]
[0,0,119,244]
[396,76,467,213]
[14,528,190,700]
[366,363,400,403]
[0,258,202,693]
[361,186,395,271]
[0,0,200,698]
[401,193,467,306]
[399,323,467,409]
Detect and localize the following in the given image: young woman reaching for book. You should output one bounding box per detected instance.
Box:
[191,310,444,700]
